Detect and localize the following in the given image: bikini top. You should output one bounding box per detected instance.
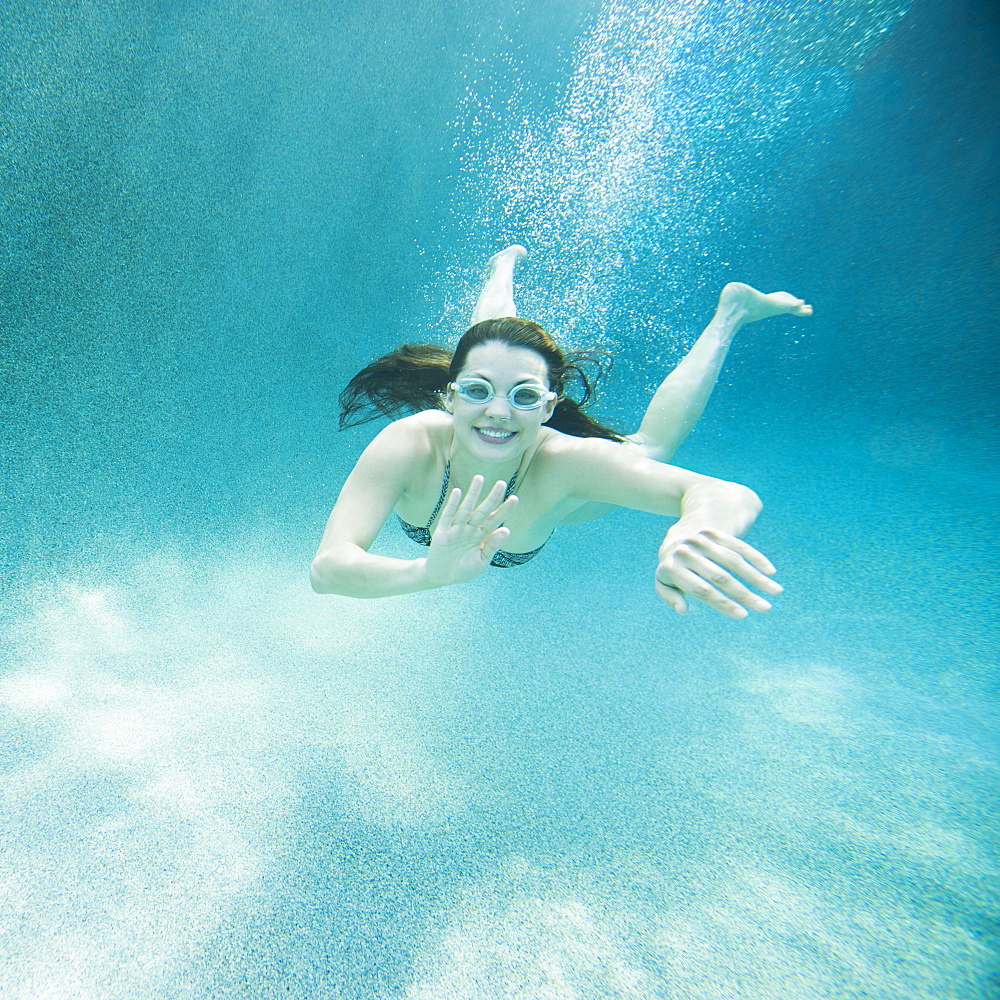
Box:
[397,460,547,568]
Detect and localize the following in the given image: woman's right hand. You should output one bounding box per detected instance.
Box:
[423,476,519,586]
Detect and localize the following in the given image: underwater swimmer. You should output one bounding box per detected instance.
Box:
[310,245,811,618]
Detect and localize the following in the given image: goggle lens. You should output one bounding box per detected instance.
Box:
[460,380,492,402]
[511,384,545,407]
[454,378,553,410]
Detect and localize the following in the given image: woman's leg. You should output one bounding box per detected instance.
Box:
[469,244,528,325]
[467,250,813,519]
[560,282,811,525]
[627,282,812,462]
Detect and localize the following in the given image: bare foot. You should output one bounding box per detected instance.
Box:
[717,282,813,326]
[488,244,527,268]
[470,245,529,325]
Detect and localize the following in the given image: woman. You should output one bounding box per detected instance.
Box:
[311,246,811,618]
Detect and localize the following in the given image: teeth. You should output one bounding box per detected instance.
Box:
[478,428,514,439]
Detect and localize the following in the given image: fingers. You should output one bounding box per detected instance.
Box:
[698,529,774,571]
[455,475,486,522]
[697,531,783,594]
[461,477,515,528]
[435,476,517,533]
[435,486,465,531]
[475,478,514,521]
[476,494,518,532]
[657,531,782,619]
[659,561,761,619]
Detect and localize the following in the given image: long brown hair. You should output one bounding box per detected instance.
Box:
[339,318,625,441]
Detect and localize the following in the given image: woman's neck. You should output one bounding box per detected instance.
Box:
[446,433,530,494]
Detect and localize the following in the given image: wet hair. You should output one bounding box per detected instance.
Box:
[338,317,625,441]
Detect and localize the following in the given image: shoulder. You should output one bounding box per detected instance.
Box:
[353,409,451,480]
[530,428,630,498]
[320,411,451,554]
[535,427,626,468]
[534,428,698,509]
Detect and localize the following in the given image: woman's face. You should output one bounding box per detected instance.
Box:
[447,341,556,461]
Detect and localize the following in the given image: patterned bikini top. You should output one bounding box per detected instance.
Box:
[396,461,547,568]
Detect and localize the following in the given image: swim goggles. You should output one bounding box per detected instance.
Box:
[452,377,557,410]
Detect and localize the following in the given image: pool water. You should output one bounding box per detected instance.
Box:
[1,1,997,997]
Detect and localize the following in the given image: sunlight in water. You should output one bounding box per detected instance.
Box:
[2,0,993,996]
[1,539,994,997]
[0,557,481,996]
[435,0,908,345]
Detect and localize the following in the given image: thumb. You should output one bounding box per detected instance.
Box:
[655,579,689,614]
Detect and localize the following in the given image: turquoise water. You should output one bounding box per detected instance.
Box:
[2,1,997,996]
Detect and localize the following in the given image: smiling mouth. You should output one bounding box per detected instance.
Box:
[475,427,516,442]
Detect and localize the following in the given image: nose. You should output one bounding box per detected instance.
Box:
[483,394,513,421]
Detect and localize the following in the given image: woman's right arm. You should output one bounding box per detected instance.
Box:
[310,421,434,597]
[310,420,516,597]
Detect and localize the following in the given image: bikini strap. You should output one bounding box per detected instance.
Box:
[424,460,452,530]
[505,469,520,499]
[428,461,520,531]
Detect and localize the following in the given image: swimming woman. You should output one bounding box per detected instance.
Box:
[311,246,811,618]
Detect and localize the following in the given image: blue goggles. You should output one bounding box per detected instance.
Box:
[452,377,557,410]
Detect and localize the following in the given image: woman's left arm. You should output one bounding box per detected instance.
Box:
[651,479,781,618]
[553,437,783,618]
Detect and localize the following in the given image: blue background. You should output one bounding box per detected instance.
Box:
[1,1,997,996]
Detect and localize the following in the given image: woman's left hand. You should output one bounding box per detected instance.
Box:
[654,528,782,619]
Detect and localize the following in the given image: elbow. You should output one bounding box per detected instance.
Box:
[310,555,340,595]
[309,561,329,594]
[311,545,373,597]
